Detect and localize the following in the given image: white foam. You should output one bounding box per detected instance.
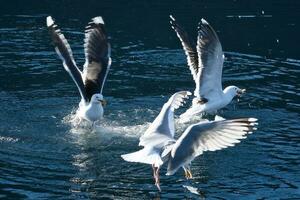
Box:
[0,136,19,143]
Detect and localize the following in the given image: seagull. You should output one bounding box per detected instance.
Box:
[46,16,111,126]
[121,91,258,191]
[169,15,246,121]
[122,91,191,191]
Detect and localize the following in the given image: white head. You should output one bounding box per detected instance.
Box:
[223,86,246,99]
[90,94,106,106]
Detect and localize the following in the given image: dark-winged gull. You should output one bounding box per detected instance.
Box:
[169,15,245,121]
[121,91,258,191]
[46,16,111,126]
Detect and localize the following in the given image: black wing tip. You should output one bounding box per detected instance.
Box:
[197,18,221,42]
[86,16,105,29]
[46,16,61,34]
[200,18,209,25]
[169,15,177,28]
[230,118,259,130]
[198,18,211,32]
[85,16,106,34]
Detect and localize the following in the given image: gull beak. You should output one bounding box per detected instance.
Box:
[99,99,107,106]
[237,88,246,97]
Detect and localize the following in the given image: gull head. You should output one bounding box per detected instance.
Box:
[91,94,107,106]
[224,86,246,98]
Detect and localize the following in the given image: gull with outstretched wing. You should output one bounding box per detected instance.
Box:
[47,16,111,126]
[170,15,245,122]
[122,91,257,191]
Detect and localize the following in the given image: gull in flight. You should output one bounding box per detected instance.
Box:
[170,15,245,121]
[121,91,257,191]
[47,16,111,126]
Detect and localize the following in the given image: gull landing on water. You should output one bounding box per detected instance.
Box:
[122,91,191,191]
[121,91,258,191]
[169,15,246,122]
[47,16,111,126]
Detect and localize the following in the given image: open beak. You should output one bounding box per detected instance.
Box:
[99,99,107,106]
[237,88,246,97]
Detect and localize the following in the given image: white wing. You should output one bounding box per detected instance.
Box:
[139,91,191,148]
[195,19,224,99]
[167,118,258,175]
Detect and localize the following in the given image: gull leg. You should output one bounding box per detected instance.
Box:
[187,169,193,179]
[155,166,161,192]
[183,166,193,179]
[152,164,161,191]
[152,164,156,180]
[184,169,188,178]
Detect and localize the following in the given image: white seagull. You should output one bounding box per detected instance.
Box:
[121,91,257,191]
[169,15,245,121]
[47,16,111,126]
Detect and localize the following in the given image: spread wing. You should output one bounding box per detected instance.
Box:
[46,16,88,102]
[139,91,191,148]
[83,16,111,101]
[167,118,258,175]
[170,15,198,81]
[195,19,224,99]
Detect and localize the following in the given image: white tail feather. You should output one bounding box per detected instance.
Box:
[121,147,163,167]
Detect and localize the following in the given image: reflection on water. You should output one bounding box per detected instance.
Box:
[1,8,300,199]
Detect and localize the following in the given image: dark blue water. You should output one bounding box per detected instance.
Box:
[1,1,300,199]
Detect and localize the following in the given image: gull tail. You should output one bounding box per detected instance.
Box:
[121,147,163,167]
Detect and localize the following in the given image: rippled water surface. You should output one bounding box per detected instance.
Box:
[1,1,300,199]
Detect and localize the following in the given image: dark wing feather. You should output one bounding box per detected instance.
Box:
[170,15,198,81]
[83,17,111,101]
[46,16,88,102]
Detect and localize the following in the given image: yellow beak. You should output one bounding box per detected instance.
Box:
[100,99,107,106]
[237,88,246,96]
